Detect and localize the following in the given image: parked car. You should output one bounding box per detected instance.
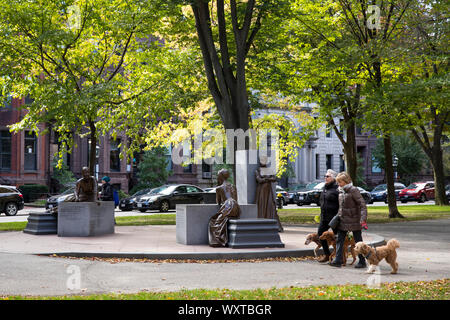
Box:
[276,186,289,206]
[118,188,155,211]
[45,187,75,211]
[0,185,24,216]
[296,182,323,206]
[369,183,406,203]
[446,185,450,201]
[288,184,306,204]
[357,187,373,205]
[399,181,435,203]
[135,184,209,212]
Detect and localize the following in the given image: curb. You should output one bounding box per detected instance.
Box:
[38,233,386,261]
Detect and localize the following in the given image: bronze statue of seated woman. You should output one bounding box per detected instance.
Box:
[208,169,241,247]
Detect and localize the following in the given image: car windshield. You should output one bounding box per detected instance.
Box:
[305,182,319,190]
[314,182,325,190]
[60,188,75,196]
[372,185,386,192]
[133,188,155,197]
[152,185,177,195]
[407,183,424,189]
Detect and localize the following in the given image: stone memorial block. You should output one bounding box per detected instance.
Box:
[58,201,115,237]
[176,204,257,245]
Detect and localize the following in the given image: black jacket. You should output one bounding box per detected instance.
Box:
[320,181,340,221]
[100,183,114,201]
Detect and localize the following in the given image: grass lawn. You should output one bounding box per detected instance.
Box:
[278,205,450,224]
[2,279,448,300]
[1,205,449,232]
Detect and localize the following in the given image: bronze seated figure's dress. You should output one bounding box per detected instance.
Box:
[208,183,241,247]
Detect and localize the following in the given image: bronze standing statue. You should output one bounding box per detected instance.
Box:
[255,156,283,232]
[208,169,241,247]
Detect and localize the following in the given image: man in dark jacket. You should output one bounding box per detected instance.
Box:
[317,169,340,263]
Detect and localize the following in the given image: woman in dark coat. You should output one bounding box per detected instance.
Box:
[317,169,340,262]
[208,169,241,247]
[330,172,368,268]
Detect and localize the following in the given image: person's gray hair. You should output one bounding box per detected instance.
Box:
[326,169,337,179]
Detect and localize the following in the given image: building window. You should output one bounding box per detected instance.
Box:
[326,124,332,138]
[0,131,11,171]
[165,145,173,172]
[315,154,320,179]
[371,154,382,173]
[326,154,333,170]
[356,125,363,135]
[25,95,34,105]
[1,95,12,109]
[340,155,345,172]
[183,163,193,173]
[110,139,121,172]
[24,131,37,171]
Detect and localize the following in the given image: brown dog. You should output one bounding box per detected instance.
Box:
[304,233,322,257]
[319,231,357,266]
[354,239,400,274]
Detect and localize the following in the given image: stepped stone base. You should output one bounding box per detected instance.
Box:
[176,204,257,245]
[23,212,58,235]
[227,218,285,249]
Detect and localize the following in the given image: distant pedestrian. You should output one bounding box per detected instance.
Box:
[317,169,339,263]
[100,176,114,201]
[329,172,367,268]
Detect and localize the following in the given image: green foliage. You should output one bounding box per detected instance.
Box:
[51,158,76,189]
[0,0,207,169]
[371,134,428,185]
[18,184,49,202]
[354,153,367,190]
[134,147,171,190]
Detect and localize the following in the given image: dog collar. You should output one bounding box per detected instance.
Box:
[365,248,378,260]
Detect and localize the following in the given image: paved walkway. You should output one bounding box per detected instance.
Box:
[0,219,449,296]
[0,225,381,258]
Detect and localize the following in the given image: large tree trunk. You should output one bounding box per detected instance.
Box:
[345,121,357,183]
[431,148,448,205]
[88,122,97,177]
[383,135,404,218]
[410,108,449,206]
[191,0,263,184]
[329,109,358,182]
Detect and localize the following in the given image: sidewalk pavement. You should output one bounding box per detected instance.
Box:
[0,219,449,297]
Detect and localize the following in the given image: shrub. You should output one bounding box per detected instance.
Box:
[18,184,49,202]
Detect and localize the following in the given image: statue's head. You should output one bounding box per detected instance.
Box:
[217,169,230,185]
[81,167,90,179]
[259,155,269,167]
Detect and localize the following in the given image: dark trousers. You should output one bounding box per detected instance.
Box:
[317,219,336,256]
[334,229,365,264]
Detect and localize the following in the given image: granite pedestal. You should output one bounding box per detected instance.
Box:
[176,204,257,245]
[58,201,115,237]
[227,219,285,248]
[235,150,259,205]
[23,212,58,235]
